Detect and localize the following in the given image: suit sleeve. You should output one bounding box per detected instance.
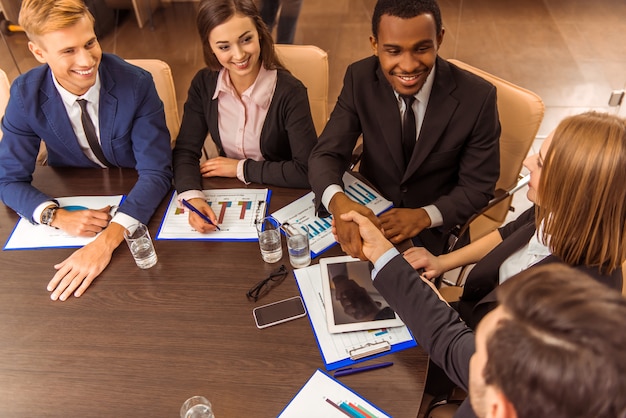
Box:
[374,254,475,391]
[0,81,54,222]
[121,71,173,224]
[432,85,500,230]
[172,71,210,194]
[243,77,317,188]
[308,64,363,211]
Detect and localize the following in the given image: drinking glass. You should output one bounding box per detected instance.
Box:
[123,223,158,269]
[180,396,214,418]
[285,222,311,268]
[256,217,283,263]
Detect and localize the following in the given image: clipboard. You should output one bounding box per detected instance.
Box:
[270,172,393,258]
[156,188,271,241]
[293,264,416,371]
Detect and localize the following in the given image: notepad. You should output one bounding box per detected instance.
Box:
[278,369,391,418]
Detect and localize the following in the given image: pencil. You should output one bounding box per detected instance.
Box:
[181,198,221,230]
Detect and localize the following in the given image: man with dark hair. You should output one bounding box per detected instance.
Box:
[309,0,500,258]
[340,210,626,418]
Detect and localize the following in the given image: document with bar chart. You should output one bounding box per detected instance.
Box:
[271,172,392,257]
[156,189,270,241]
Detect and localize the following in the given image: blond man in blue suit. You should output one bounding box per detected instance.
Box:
[0,0,172,301]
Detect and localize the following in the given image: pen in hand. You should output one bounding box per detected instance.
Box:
[181,198,221,230]
[334,361,393,377]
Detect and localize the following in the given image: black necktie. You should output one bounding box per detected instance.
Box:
[401,95,416,166]
[77,99,113,167]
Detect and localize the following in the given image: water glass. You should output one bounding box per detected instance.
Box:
[123,223,158,269]
[285,222,311,268]
[180,396,214,418]
[256,217,282,263]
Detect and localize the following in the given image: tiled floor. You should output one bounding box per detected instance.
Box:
[1,0,624,220]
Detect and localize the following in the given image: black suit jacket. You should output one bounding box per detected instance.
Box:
[374,254,478,418]
[458,207,624,329]
[308,56,501,252]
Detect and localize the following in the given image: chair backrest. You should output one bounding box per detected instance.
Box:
[0,68,10,142]
[448,59,545,241]
[126,59,180,148]
[274,44,329,135]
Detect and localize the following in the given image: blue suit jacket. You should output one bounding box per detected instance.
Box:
[0,54,173,224]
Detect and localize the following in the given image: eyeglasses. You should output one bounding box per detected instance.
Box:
[246,264,288,302]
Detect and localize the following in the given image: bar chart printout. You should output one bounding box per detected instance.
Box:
[271,172,392,257]
[156,189,269,241]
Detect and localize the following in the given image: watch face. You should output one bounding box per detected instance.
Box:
[42,207,57,225]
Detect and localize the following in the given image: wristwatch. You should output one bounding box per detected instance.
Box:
[41,206,58,227]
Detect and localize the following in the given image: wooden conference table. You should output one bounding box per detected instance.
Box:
[0,167,428,418]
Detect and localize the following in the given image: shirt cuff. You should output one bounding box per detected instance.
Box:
[236,159,250,184]
[176,190,207,208]
[371,247,400,281]
[321,184,344,211]
[33,201,58,224]
[111,211,139,231]
[422,204,443,228]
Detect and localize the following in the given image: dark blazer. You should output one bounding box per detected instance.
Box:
[374,254,478,418]
[308,55,501,251]
[0,54,173,224]
[173,68,317,191]
[457,206,624,329]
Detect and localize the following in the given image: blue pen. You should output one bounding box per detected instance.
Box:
[181,198,221,230]
[334,361,393,377]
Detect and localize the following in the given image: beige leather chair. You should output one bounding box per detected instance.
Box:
[0,68,10,142]
[447,59,544,244]
[275,44,329,135]
[126,59,180,148]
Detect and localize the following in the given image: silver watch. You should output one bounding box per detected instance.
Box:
[41,206,58,226]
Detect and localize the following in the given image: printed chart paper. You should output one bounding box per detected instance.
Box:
[156,189,269,241]
[278,369,391,418]
[294,264,416,370]
[271,172,392,257]
[4,195,124,250]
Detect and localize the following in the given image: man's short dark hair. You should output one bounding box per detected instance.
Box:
[487,264,626,418]
[371,0,443,39]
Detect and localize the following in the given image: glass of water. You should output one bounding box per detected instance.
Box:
[180,396,214,418]
[256,217,282,263]
[285,222,311,268]
[123,223,158,269]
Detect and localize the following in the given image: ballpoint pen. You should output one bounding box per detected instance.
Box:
[181,198,221,230]
[334,361,393,377]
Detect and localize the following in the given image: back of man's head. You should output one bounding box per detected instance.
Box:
[488,264,626,418]
[371,0,442,39]
[19,0,94,39]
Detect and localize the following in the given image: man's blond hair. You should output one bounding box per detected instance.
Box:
[18,0,95,39]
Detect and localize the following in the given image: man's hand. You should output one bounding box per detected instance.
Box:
[186,198,219,233]
[329,193,380,260]
[339,211,393,264]
[200,156,239,178]
[379,208,431,243]
[51,206,112,237]
[47,223,125,301]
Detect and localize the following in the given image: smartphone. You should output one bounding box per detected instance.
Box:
[253,296,307,329]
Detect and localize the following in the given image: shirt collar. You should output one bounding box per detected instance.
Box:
[213,65,277,109]
[528,220,552,257]
[52,71,101,106]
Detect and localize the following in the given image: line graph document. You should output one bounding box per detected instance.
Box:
[272,172,392,257]
[294,264,416,371]
[4,195,124,250]
[156,189,270,241]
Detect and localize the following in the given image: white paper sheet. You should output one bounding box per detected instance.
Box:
[4,195,124,250]
[279,369,391,418]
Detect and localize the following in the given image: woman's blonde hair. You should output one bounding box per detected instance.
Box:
[18,0,94,39]
[537,111,626,274]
